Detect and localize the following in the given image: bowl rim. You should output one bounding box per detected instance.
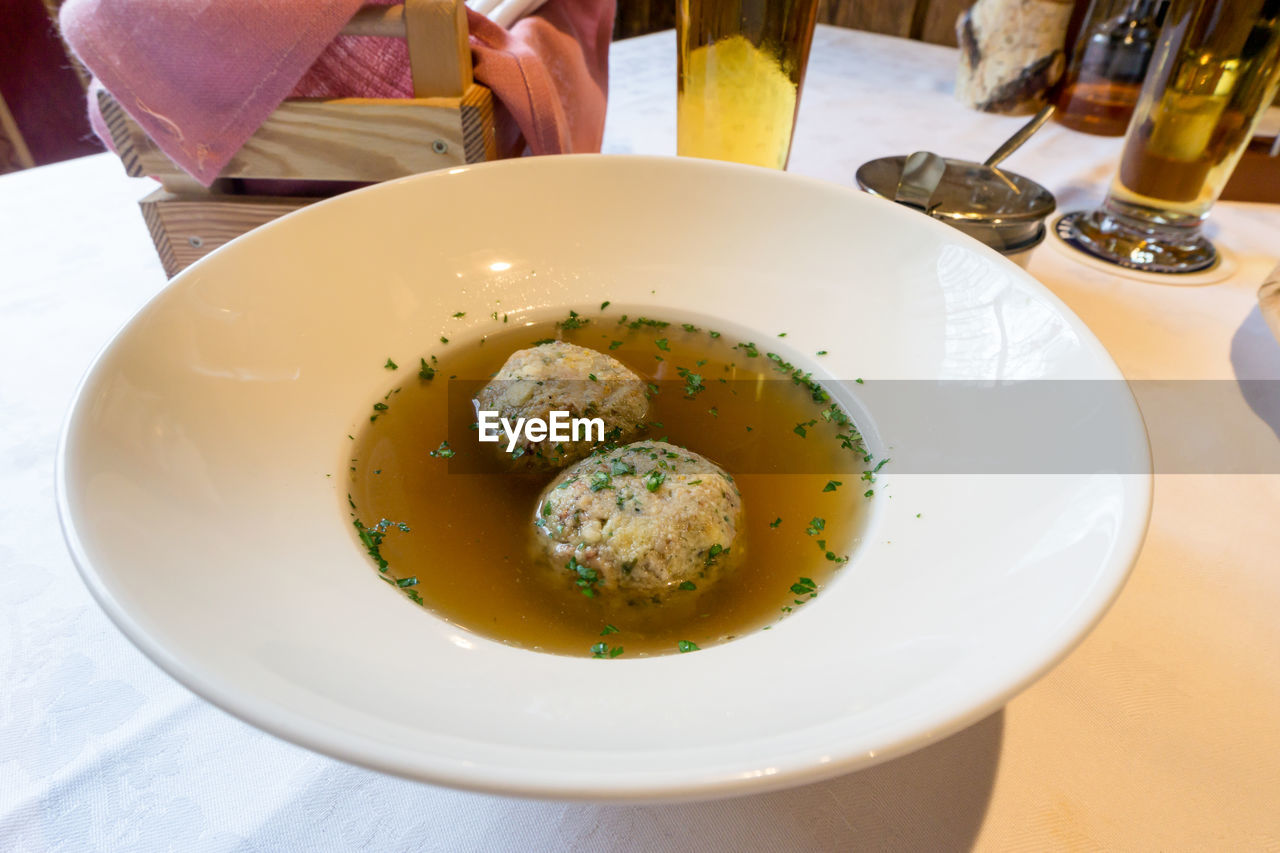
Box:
[56,154,1154,801]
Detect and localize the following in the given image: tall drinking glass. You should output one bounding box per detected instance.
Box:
[1060,0,1280,273]
[676,0,821,169]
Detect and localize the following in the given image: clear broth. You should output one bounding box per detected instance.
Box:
[346,312,872,658]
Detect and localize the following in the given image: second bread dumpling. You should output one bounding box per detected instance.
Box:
[533,441,744,604]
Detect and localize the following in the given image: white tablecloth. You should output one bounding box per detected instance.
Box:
[3,26,1279,851]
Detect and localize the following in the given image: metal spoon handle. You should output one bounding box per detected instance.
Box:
[984,104,1055,168]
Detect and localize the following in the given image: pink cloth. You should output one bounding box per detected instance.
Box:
[60,0,614,186]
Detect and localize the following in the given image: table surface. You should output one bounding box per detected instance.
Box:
[3,26,1279,851]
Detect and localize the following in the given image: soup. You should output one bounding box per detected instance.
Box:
[345,309,877,657]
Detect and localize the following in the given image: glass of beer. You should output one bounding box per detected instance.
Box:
[676,0,821,169]
[1060,0,1280,273]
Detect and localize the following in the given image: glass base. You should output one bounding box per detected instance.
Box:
[1056,209,1218,275]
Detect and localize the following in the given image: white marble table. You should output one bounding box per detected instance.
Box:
[3,26,1279,851]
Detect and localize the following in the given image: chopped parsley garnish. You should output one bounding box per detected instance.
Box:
[531,338,555,346]
[384,358,398,370]
[707,407,718,417]
[856,378,865,384]
[816,350,828,355]
[777,332,787,337]
[429,441,455,458]
[678,581,697,591]
[793,419,817,437]
[588,373,598,382]
[805,517,826,536]
[396,576,418,588]
[655,338,670,351]
[864,489,875,498]
[677,640,700,653]
[610,459,635,476]
[600,624,619,636]
[682,323,699,333]
[589,470,612,492]
[823,480,842,492]
[626,316,669,330]
[557,310,590,330]
[790,577,817,597]
[735,341,759,358]
[676,367,705,397]
[608,340,623,350]
[600,300,611,311]
[568,556,600,597]
[542,500,553,517]
[769,517,782,528]
[440,336,449,344]
[418,358,435,380]
[591,642,623,658]
[452,311,466,318]
[373,402,388,412]
[709,331,721,338]
[704,543,727,568]
[643,469,665,492]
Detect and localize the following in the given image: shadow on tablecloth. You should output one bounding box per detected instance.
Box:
[571,710,1004,851]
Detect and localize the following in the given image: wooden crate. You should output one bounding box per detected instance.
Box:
[102,0,498,276]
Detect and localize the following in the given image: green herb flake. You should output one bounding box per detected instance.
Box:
[823,480,842,492]
[429,441,455,458]
[372,402,389,411]
[805,517,826,536]
[816,350,828,355]
[600,300,611,311]
[418,358,436,380]
[709,331,721,339]
[557,310,590,330]
[682,323,699,333]
[440,336,449,344]
[396,576,419,588]
[589,470,612,492]
[790,577,817,596]
[643,469,666,492]
[600,624,619,636]
[590,642,623,658]
[608,340,623,350]
[452,311,466,318]
[655,338,670,351]
[769,517,782,528]
[864,489,875,498]
[588,373,598,382]
[678,581,697,591]
[793,419,817,438]
[677,640,700,653]
[777,332,787,338]
[384,358,398,370]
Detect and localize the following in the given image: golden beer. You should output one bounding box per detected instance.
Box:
[677,0,820,169]
[1110,0,1280,222]
[1062,0,1280,272]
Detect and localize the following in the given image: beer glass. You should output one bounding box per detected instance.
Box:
[1061,0,1280,273]
[676,0,821,169]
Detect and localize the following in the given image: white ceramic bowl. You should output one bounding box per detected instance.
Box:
[58,156,1151,800]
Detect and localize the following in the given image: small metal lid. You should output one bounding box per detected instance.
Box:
[856,155,1056,252]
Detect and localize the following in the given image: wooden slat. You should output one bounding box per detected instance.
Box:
[816,0,916,39]
[139,189,314,277]
[343,4,407,38]
[105,91,479,182]
[405,0,472,98]
[459,83,497,164]
[0,92,36,172]
[916,0,976,47]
